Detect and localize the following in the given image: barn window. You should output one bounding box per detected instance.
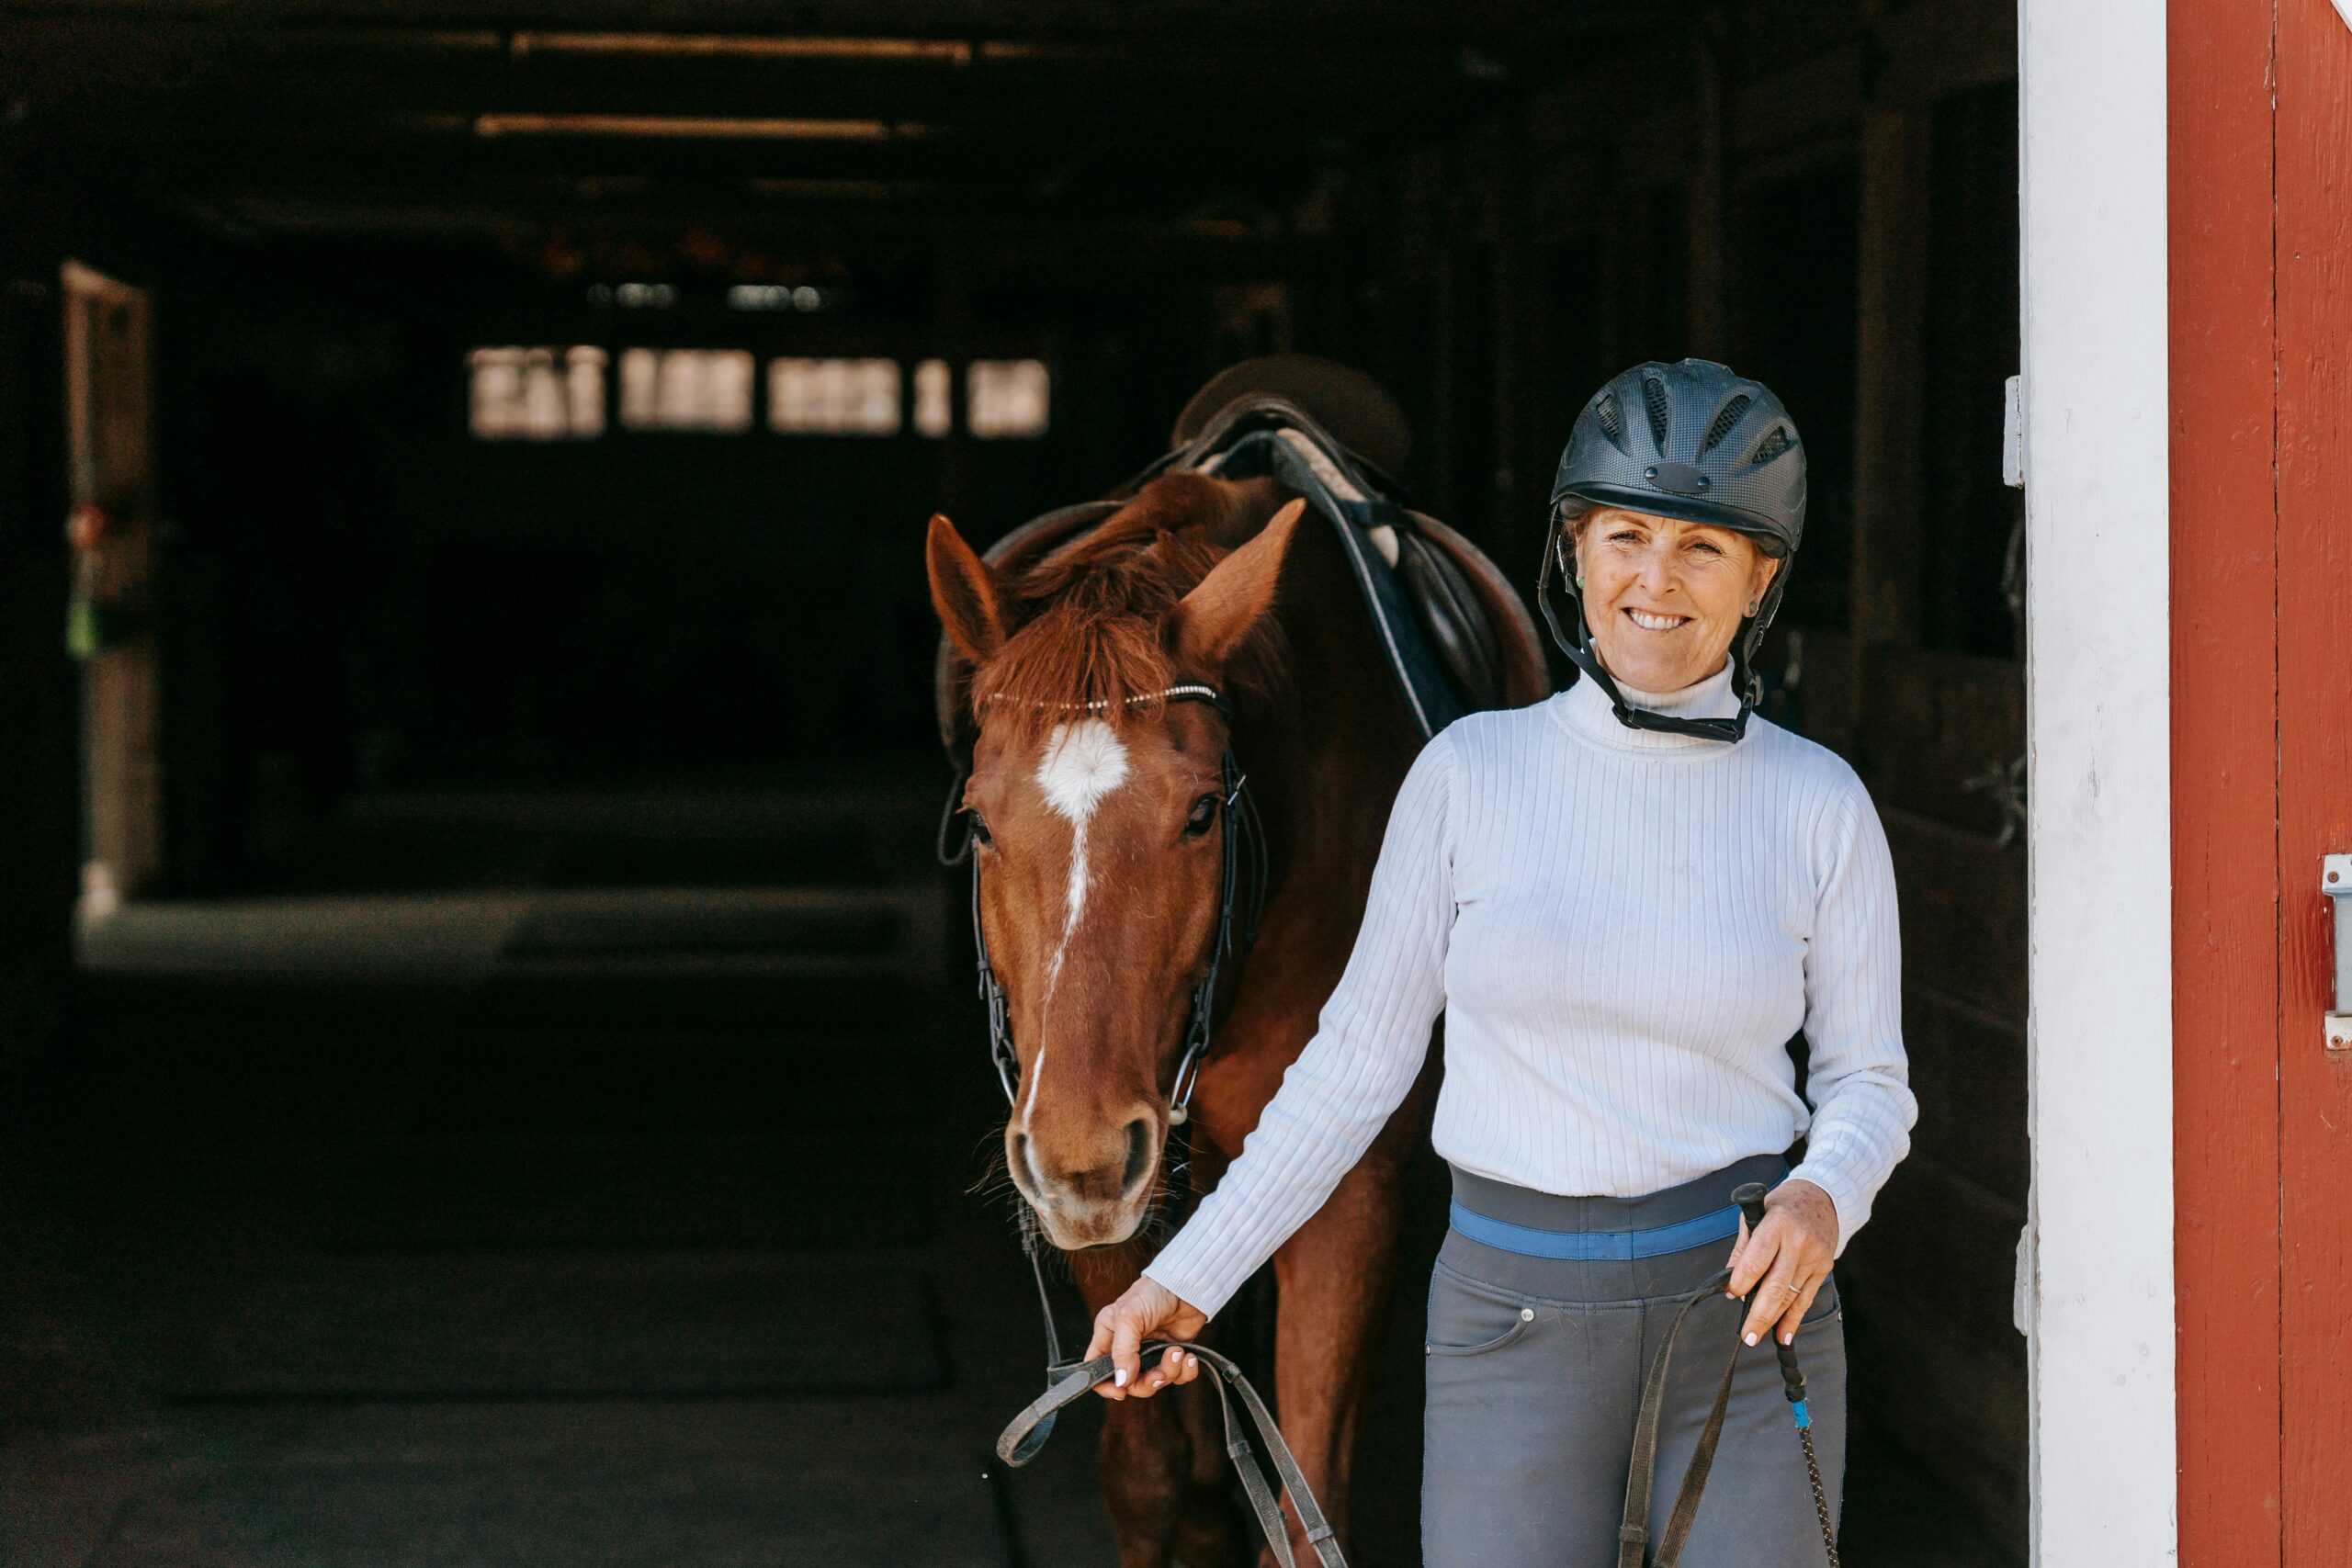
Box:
[912,358,952,437]
[768,357,901,434]
[469,346,606,439]
[967,359,1050,438]
[617,348,754,432]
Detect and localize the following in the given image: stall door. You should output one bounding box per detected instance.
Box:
[62,261,162,912]
[2273,0,2352,1558]
[2173,0,2352,1561]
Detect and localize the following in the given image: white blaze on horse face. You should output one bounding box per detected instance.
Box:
[1023,717,1131,1115]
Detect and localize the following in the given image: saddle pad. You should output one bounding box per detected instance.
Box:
[170,1254,943,1400]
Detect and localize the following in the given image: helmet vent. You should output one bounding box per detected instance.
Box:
[1641,377,1671,446]
[1697,396,1751,457]
[1594,391,1623,442]
[1750,426,1794,465]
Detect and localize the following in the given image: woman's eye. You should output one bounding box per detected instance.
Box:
[1184,795,1219,838]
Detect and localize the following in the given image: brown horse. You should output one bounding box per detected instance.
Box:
[928,469,1507,1565]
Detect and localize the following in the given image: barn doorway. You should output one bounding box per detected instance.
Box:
[0,6,2043,1564]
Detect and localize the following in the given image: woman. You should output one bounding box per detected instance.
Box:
[1087,358,1916,1567]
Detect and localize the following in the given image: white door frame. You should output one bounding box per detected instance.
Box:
[2017,1,2175,1562]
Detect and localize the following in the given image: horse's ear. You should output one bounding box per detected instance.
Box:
[927,513,1011,664]
[1169,498,1305,673]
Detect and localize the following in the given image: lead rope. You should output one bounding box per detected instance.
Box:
[1617,1184,1841,1568]
[995,1338,1350,1568]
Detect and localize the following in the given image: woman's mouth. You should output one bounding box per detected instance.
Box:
[1623,608,1690,632]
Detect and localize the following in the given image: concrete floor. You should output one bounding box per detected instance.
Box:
[2,778,2016,1566]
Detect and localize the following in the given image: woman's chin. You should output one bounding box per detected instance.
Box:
[1595,646,1705,694]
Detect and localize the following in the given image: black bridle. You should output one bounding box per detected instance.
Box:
[940,681,1269,1159]
[939,682,1270,1478]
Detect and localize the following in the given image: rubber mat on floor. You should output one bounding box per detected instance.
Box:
[170,1254,942,1400]
[85,1449,1009,1568]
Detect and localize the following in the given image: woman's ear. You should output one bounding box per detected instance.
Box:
[1168,498,1305,674]
[927,513,1011,665]
[1750,551,1784,605]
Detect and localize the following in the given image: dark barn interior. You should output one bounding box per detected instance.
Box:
[0,4,2028,1563]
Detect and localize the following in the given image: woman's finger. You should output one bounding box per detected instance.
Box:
[1739,1255,1805,1346]
[1082,1304,1116,1366]
[1098,1308,1144,1400]
[1774,1275,1824,1345]
[1727,1213,1782,1299]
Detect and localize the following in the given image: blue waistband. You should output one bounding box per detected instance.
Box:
[1446,1198,1745,1261]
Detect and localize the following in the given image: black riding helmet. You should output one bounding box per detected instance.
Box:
[1538,358,1807,742]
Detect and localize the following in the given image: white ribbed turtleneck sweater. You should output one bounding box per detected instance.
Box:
[1143,657,1916,1317]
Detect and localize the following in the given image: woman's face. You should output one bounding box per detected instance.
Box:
[1573,506,1781,694]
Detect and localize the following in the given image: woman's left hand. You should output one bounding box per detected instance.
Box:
[1726,1179,1839,1347]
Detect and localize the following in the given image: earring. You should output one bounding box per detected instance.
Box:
[1575,575,1586,588]
[1745,601,1759,617]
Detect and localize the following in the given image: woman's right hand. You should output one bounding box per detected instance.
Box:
[1083,1276,1209,1400]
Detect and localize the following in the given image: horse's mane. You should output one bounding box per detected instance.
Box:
[969,472,1289,743]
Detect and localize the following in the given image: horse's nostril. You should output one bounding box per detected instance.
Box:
[1121,1117,1153,1194]
[1012,1132,1035,1190]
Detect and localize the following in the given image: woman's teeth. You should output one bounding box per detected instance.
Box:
[1625,609,1689,632]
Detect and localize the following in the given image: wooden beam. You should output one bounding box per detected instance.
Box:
[1848,107,1929,648]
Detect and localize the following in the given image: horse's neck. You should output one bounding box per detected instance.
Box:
[1238,510,1423,893]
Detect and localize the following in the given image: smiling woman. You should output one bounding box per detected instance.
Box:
[1571,507,1782,695]
[1099,359,1911,1568]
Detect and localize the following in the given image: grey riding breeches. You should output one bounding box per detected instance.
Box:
[1421,1156,1847,1568]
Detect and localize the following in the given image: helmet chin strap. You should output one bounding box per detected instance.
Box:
[1537,525,1754,744]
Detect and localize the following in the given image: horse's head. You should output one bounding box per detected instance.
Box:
[927,494,1301,1250]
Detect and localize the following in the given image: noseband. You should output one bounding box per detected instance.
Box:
[941,682,1269,1138]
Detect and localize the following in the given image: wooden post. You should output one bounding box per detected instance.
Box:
[2018,0,2176,1558]
[61,261,163,914]
[1849,110,1931,649]
[1686,7,1730,357]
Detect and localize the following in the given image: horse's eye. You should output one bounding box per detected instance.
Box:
[1184,795,1219,838]
[967,811,994,848]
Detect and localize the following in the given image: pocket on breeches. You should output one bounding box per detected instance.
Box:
[1425,1260,1542,1357]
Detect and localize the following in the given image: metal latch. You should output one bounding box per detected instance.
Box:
[2327,854,2352,1053]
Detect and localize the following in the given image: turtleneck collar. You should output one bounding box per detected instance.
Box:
[1549,655,1746,753]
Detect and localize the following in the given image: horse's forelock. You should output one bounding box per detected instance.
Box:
[967,482,1287,744]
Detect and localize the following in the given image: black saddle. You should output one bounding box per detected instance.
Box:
[933,375,1548,761]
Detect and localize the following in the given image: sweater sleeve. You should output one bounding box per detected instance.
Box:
[1142,730,1458,1316]
[1784,785,1917,1253]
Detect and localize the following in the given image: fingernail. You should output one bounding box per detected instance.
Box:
[1744,1332,1758,1347]
[1114,1369,1129,1387]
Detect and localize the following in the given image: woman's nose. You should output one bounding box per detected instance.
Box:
[1634,546,1678,595]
